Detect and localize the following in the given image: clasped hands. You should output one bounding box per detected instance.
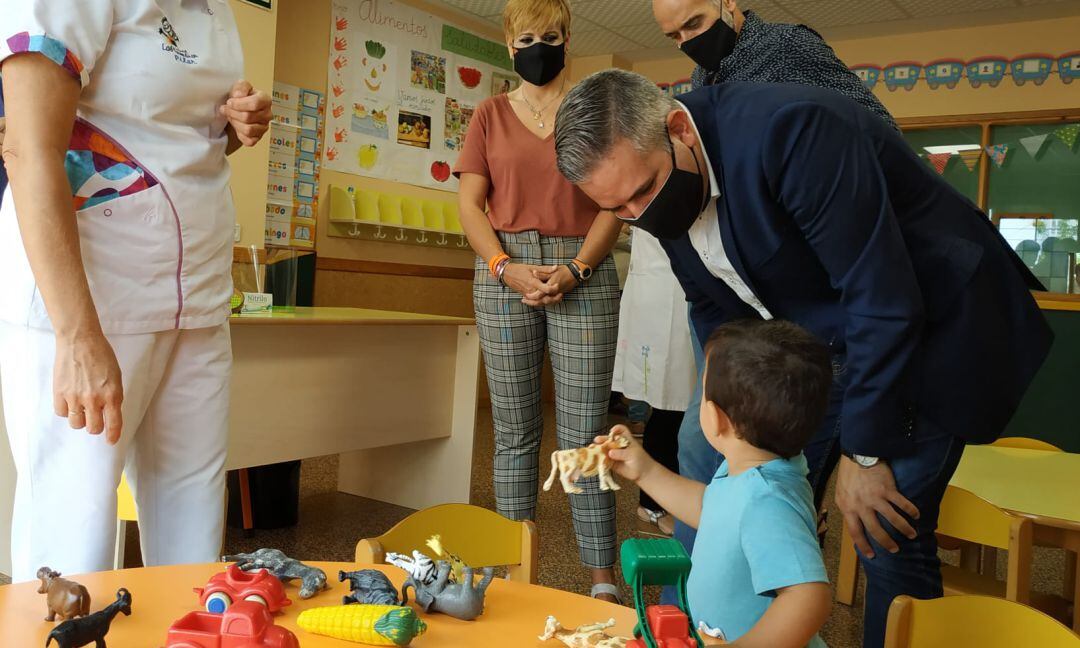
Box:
[501,263,579,307]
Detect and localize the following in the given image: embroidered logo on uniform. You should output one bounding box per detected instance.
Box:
[158,16,199,65]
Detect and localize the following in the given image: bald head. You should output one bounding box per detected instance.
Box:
[653,0,742,46]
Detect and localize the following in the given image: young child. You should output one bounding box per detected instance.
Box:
[605,319,833,648]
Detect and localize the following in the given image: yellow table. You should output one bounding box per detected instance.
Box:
[950,445,1080,629]
[0,562,637,647]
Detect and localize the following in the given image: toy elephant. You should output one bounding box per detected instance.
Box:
[223,548,328,599]
[401,560,494,621]
[339,569,400,606]
[37,567,91,622]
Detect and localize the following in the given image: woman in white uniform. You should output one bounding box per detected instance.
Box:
[611,228,696,535]
[0,0,271,582]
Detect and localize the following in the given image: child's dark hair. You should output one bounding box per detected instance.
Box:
[703,320,832,458]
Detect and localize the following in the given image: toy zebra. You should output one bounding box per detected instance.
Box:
[385,550,439,586]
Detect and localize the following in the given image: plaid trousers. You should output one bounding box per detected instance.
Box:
[474,230,620,569]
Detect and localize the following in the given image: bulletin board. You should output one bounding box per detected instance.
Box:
[324,0,519,192]
[266,82,325,248]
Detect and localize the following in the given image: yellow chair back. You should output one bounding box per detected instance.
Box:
[991,437,1064,452]
[117,474,137,522]
[937,486,1023,551]
[885,595,1080,648]
[354,503,537,583]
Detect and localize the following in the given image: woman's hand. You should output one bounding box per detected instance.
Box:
[53,332,124,444]
[522,265,578,307]
[221,80,272,149]
[501,263,560,305]
[597,425,656,483]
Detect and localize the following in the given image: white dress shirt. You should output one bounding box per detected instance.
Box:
[677,103,773,320]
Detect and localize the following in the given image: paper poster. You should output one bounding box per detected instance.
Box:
[266,82,324,249]
[324,0,513,191]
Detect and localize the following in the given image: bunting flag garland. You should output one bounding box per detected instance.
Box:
[985,144,1009,168]
[927,152,953,175]
[1054,124,1080,150]
[1019,133,1050,159]
[957,149,981,171]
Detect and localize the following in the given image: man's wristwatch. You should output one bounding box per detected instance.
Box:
[843,451,881,469]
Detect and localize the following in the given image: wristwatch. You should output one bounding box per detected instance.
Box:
[843,451,881,469]
[567,258,593,282]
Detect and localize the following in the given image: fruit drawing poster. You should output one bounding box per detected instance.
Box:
[325,0,512,191]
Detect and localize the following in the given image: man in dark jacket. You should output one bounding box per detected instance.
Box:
[554,70,1052,648]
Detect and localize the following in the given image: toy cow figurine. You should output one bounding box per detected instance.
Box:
[338,569,400,606]
[223,548,328,599]
[543,431,630,494]
[46,588,132,648]
[37,567,91,622]
[401,560,494,621]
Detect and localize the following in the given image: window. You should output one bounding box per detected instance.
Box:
[903,127,982,204]
[900,113,1080,296]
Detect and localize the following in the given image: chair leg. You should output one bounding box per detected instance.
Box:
[981,547,999,576]
[960,542,982,572]
[237,469,255,539]
[837,525,859,606]
[1065,551,1077,603]
[114,520,127,570]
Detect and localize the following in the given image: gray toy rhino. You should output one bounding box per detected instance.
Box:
[339,569,400,606]
[401,560,494,621]
[223,548,328,599]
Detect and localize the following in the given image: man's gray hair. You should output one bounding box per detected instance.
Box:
[555,69,676,183]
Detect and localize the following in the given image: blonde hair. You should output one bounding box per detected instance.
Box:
[503,0,572,41]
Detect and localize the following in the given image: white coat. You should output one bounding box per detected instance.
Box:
[612,229,697,412]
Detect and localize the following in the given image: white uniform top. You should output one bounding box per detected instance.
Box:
[613,228,697,411]
[0,0,243,334]
[680,104,773,321]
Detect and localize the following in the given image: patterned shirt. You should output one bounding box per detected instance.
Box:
[690,11,897,130]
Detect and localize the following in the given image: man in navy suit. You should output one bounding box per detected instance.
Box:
[554,69,1052,648]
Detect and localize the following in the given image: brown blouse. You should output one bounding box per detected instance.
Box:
[453,93,600,237]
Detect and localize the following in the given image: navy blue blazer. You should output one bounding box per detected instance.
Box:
[662,82,1053,458]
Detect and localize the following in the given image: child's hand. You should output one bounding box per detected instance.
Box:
[596,425,655,482]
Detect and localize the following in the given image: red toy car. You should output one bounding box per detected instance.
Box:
[627,605,697,648]
[194,565,291,614]
[164,600,300,648]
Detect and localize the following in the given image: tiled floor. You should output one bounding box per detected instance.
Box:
[3,405,1072,647]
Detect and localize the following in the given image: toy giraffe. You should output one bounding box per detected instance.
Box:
[539,616,629,648]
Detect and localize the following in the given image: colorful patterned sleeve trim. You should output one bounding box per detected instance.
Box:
[5,32,87,86]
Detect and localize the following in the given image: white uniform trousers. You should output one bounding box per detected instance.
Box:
[2,322,231,582]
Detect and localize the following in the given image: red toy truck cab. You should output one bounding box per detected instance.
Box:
[627,605,697,648]
[194,565,291,614]
[165,600,300,648]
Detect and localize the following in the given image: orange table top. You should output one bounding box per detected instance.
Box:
[0,562,637,647]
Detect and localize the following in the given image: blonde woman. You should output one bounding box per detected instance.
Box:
[454,0,623,602]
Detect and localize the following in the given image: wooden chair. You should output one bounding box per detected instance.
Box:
[114,475,138,569]
[984,438,1076,605]
[836,486,1033,606]
[354,503,538,584]
[884,595,1080,648]
[992,436,1065,452]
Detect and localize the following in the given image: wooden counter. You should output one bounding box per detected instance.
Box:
[0,307,480,575]
[230,306,474,326]
[1033,291,1080,313]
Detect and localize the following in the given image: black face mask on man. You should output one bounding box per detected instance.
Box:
[679,6,738,72]
[513,42,566,86]
[621,142,708,240]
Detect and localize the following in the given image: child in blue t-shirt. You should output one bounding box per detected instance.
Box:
[605,319,832,647]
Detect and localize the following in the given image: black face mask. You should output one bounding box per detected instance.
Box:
[513,42,566,86]
[679,11,738,72]
[623,143,708,240]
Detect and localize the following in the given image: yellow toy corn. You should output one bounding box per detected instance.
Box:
[297,604,427,646]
